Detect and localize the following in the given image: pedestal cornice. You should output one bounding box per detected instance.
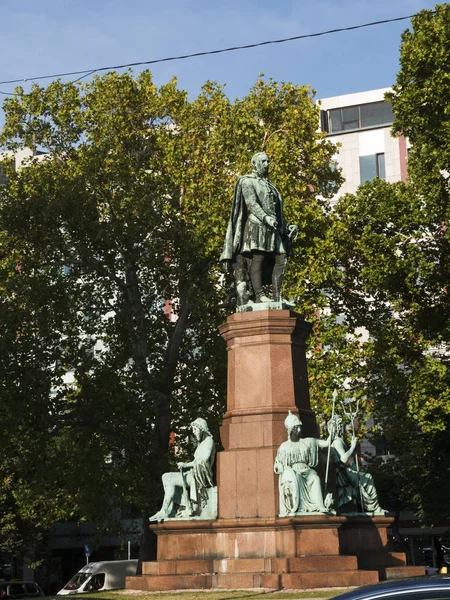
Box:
[219,309,312,343]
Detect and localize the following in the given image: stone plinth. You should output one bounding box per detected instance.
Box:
[217,310,316,519]
[126,515,425,591]
[153,515,343,560]
[127,516,383,591]
[218,310,315,435]
[338,517,426,579]
[125,310,424,592]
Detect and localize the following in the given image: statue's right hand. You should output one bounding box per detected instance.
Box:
[264,215,278,230]
[274,462,284,475]
[177,462,186,470]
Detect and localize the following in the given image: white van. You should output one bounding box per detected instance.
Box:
[57,560,138,595]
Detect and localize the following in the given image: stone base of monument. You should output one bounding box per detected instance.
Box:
[337,517,426,581]
[126,515,423,591]
[126,310,424,592]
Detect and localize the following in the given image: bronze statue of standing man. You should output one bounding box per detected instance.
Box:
[221,152,298,307]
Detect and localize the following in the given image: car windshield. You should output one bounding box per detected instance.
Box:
[63,573,91,590]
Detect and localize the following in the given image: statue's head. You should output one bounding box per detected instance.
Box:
[251,152,270,178]
[191,417,211,440]
[284,410,302,440]
[327,414,343,439]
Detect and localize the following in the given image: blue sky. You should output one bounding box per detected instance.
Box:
[0,0,437,119]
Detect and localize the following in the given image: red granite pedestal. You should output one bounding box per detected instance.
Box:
[127,310,424,591]
[218,310,316,520]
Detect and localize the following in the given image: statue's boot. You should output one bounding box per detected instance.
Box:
[149,509,167,522]
[249,255,269,302]
[236,281,248,306]
[272,254,287,302]
[272,271,284,302]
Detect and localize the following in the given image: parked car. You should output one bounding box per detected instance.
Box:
[0,582,44,599]
[57,560,138,595]
[333,575,450,600]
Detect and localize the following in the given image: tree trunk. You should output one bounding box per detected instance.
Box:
[123,262,193,564]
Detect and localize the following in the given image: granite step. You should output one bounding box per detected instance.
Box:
[288,555,358,573]
[357,551,407,570]
[142,559,213,575]
[126,574,213,591]
[128,567,380,591]
[281,569,379,589]
[142,554,359,576]
[382,566,426,580]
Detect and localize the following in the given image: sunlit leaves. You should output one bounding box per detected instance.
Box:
[326,5,450,521]
[0,70,344,561]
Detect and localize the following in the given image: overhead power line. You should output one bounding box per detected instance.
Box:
[0,9,438,91]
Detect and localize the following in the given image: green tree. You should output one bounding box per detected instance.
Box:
[382,4,450,521]
[328,178,450,520]
[0,72,342,563]
[324,6,450,522]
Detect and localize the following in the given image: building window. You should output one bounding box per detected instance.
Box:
[376,153,386,179]
[326,101,394,134]
[0,159,15,185]
[359,153,386,183]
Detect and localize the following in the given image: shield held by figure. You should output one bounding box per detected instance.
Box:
[279,466,300,515]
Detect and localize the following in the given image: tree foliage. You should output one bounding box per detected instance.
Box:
[0,72,341,562]
[324,4,450,523]
[327,178,450,520]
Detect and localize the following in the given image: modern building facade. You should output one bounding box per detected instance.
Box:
[317,88,409,455]
[318,88,409,203]
[318,90,450,569]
